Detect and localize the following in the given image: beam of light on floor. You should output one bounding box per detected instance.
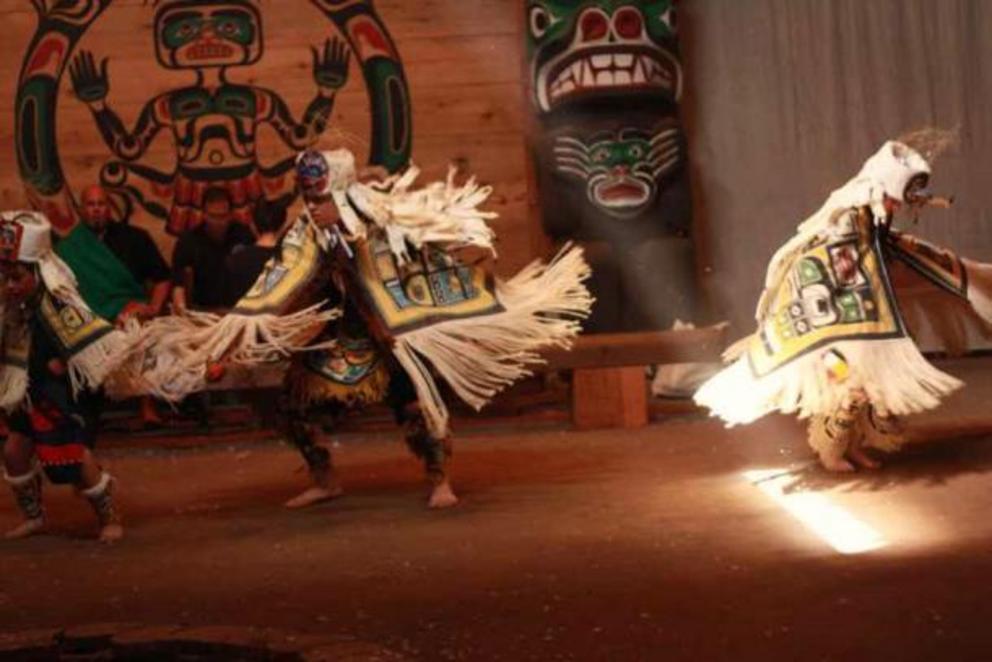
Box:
[743,468,887,555]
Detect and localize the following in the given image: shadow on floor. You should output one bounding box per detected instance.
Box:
[773,433,992,494]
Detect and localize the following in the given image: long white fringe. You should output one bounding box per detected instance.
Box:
[349,165,498,264]
[694,336,962,425]
[66,326,137,396]
[115,303,341,402]
[0,365,27,412]
[152,303,339,366]
[393,244,593,436]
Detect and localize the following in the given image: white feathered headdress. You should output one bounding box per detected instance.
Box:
[0,210,91,311]
[756,140,933,321]
[297,149,498,264]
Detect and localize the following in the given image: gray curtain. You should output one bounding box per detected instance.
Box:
[681,0,992,332]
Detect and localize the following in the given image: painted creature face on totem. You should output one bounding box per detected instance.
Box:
[553,123,680,218]
[155,0,263,70]
[527,0,680,113]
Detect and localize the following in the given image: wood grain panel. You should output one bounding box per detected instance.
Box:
[0,1,539,271]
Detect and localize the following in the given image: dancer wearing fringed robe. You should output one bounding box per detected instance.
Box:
[695,137,992,471]
[0,211,130,542]
[136,149,594,507]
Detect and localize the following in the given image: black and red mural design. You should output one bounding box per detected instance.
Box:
[16,0,412,235]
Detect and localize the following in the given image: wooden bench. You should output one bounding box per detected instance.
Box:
[539,324,729,430]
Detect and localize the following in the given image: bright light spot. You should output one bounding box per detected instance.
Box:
[744,468,887,555]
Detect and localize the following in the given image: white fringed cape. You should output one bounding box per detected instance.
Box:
[696,220,992,428]
[38,251,138,394]
[337,164,593,436]
[345,164,498,264]
[120,163,593,438]
[694,336,962,426]
[111,216,342,401]
[392,243,593,437]
[108,303,340,403]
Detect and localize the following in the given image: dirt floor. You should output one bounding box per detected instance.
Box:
[4,360,992,660]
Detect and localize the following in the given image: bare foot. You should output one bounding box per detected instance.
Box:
[99,522,124,544]
[819,455,856,472]
[5,518,45,540]
[284,484,344,509]
[848,446,882,470]
[428,480,459,509]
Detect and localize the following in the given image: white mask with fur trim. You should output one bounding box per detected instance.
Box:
[0,211,52,264]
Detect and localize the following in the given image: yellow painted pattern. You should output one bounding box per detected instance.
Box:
[354,233,502,334]
[747,214,902,378]
[38,292,114,356]
[234,220,325,315]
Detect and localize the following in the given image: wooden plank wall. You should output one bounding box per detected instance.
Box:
[0,0,537,276]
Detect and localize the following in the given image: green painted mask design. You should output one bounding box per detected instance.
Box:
[162,11,256,50]
[526,1,679,112]
[156,1,262,70]
[553,124,681,218]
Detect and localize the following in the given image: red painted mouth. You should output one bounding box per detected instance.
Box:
[186,42,236,61]
[600,182,646,201]
[594,177,651,209]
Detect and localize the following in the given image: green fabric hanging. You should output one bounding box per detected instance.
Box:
[56,223,146,321]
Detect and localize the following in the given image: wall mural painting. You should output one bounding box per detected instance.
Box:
[526,1,697,332]
[15,0,412,235]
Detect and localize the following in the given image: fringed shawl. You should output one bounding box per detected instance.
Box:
[127,163,593,437]
[696,208,992,426]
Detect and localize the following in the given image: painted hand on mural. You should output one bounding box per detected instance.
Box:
[68,51,110,105]
[312,38,351,93]
[306,0,412,173]
[15,0,412,237]
[62,0,353,235]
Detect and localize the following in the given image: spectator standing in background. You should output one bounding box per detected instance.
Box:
[225,196,288,302]
[224,196,290,432]
[171,187,254,313]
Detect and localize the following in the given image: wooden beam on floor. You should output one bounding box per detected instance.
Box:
[540,323,729,370]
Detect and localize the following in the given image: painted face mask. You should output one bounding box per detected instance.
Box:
[295,150,331,202]
[552,124,681,218]
[903,172,931,206]
[527,0,680,113]
[156,0,263,70]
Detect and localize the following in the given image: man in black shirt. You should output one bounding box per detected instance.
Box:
[171,187,254,312]
[225,196,286,301]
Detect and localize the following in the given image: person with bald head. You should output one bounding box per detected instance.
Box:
[56,185,173,425]
[59,185,171,325]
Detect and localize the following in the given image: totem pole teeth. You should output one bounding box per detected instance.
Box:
[546,48,678,106]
